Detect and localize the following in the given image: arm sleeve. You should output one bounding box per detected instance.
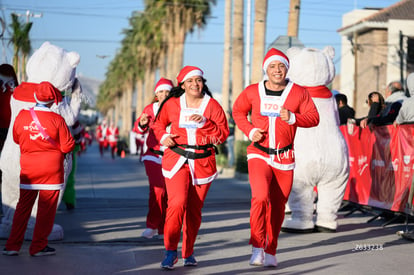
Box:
[293,89,319,128]
[197,101,230,145]
[232,89,255,137]
[58,118,76,153]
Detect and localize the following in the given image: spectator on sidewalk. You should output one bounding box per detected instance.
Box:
[152,66,229,270]
[394,73,414,125]
[370,81,407,126]
[3,82,75,257]
[357,91,385,128]
[335,93,355,125]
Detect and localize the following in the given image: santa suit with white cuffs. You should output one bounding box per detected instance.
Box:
[137,78,173,237]
[232,49,319,259]
[5,82,75,255]
[152,67,229,259]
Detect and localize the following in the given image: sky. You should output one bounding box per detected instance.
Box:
[0,0,400,93]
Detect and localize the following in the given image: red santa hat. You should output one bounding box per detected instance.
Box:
[34,81,62,105]
[154,77,173,94]
[176,66,203,84]
[262,48,289,73]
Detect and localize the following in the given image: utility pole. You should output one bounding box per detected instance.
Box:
[287,0,301,37]
[244,0,251,88]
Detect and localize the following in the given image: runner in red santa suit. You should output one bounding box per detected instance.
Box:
[136,77,173,240]
[152,66,229,269]
[96,119,108,157]
[106,121,119,159]
[232,48,319,267]
[3,82,75,256]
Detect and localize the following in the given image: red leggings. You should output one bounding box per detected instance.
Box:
[6,189,59,255]
[144,160,167,234]
[163,164,211,258]
[248,158,293,255]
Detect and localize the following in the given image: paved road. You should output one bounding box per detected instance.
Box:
[0,143,413,275]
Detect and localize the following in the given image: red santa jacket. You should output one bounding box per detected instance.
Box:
[152,94,229,184]
[106,126,119,145]
[13,106,75,190]
[232,80,319,170]
[134,102,164,164]
[96,124,108,143]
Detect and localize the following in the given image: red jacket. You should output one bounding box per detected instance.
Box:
[152,94,229,184]
[232,80,319,170]
[13,107,75,190]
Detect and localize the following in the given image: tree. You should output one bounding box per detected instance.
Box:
[9,13,32,82]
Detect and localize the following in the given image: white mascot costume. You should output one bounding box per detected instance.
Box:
[281,46,349,232]
[0,42,82,240]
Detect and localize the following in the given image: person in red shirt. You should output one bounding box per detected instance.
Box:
[232,48,319,267]
[136,77,173,240]
[152,66,229,269]
[3,81,75,257]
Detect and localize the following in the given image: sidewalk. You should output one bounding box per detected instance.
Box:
[0,143,413,275]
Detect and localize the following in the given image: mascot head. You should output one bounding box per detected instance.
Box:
[286,46,335,87]
[26,41,80,92]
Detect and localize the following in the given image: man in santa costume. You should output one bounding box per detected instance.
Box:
[3,81,75,256]
[232,48,319,267]
[152,66,229,269]
[136,77,173,240]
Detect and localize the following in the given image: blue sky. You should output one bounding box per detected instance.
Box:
[1,0,398,93]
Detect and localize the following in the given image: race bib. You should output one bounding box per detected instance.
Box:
[260,96,282,117]
[179,108,201,128]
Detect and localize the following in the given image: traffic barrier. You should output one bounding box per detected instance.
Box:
[340,124,414,215]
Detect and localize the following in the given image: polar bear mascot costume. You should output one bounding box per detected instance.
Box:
[0,42,82,240]
[281,46,349,233]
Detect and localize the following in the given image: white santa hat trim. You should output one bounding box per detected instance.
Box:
[155,84,173,94]
[34,93,54,105]
[263,56,289,72]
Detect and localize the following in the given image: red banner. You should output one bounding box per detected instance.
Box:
[340,124,414,214]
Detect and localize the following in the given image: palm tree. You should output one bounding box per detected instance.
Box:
[161,0,216,78]
[231,0,244,141]
[251,0,267,84]
[9,13,32,82]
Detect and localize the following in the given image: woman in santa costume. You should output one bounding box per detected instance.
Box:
[152,66,229,269]
[3,81,75,257]
[106,120,119,159]
[232,48,319,267]
[136,77,173,240]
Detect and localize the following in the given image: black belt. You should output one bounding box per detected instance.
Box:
[170,144,218,160]
[253,142,292,155]
[149,148,164,156]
